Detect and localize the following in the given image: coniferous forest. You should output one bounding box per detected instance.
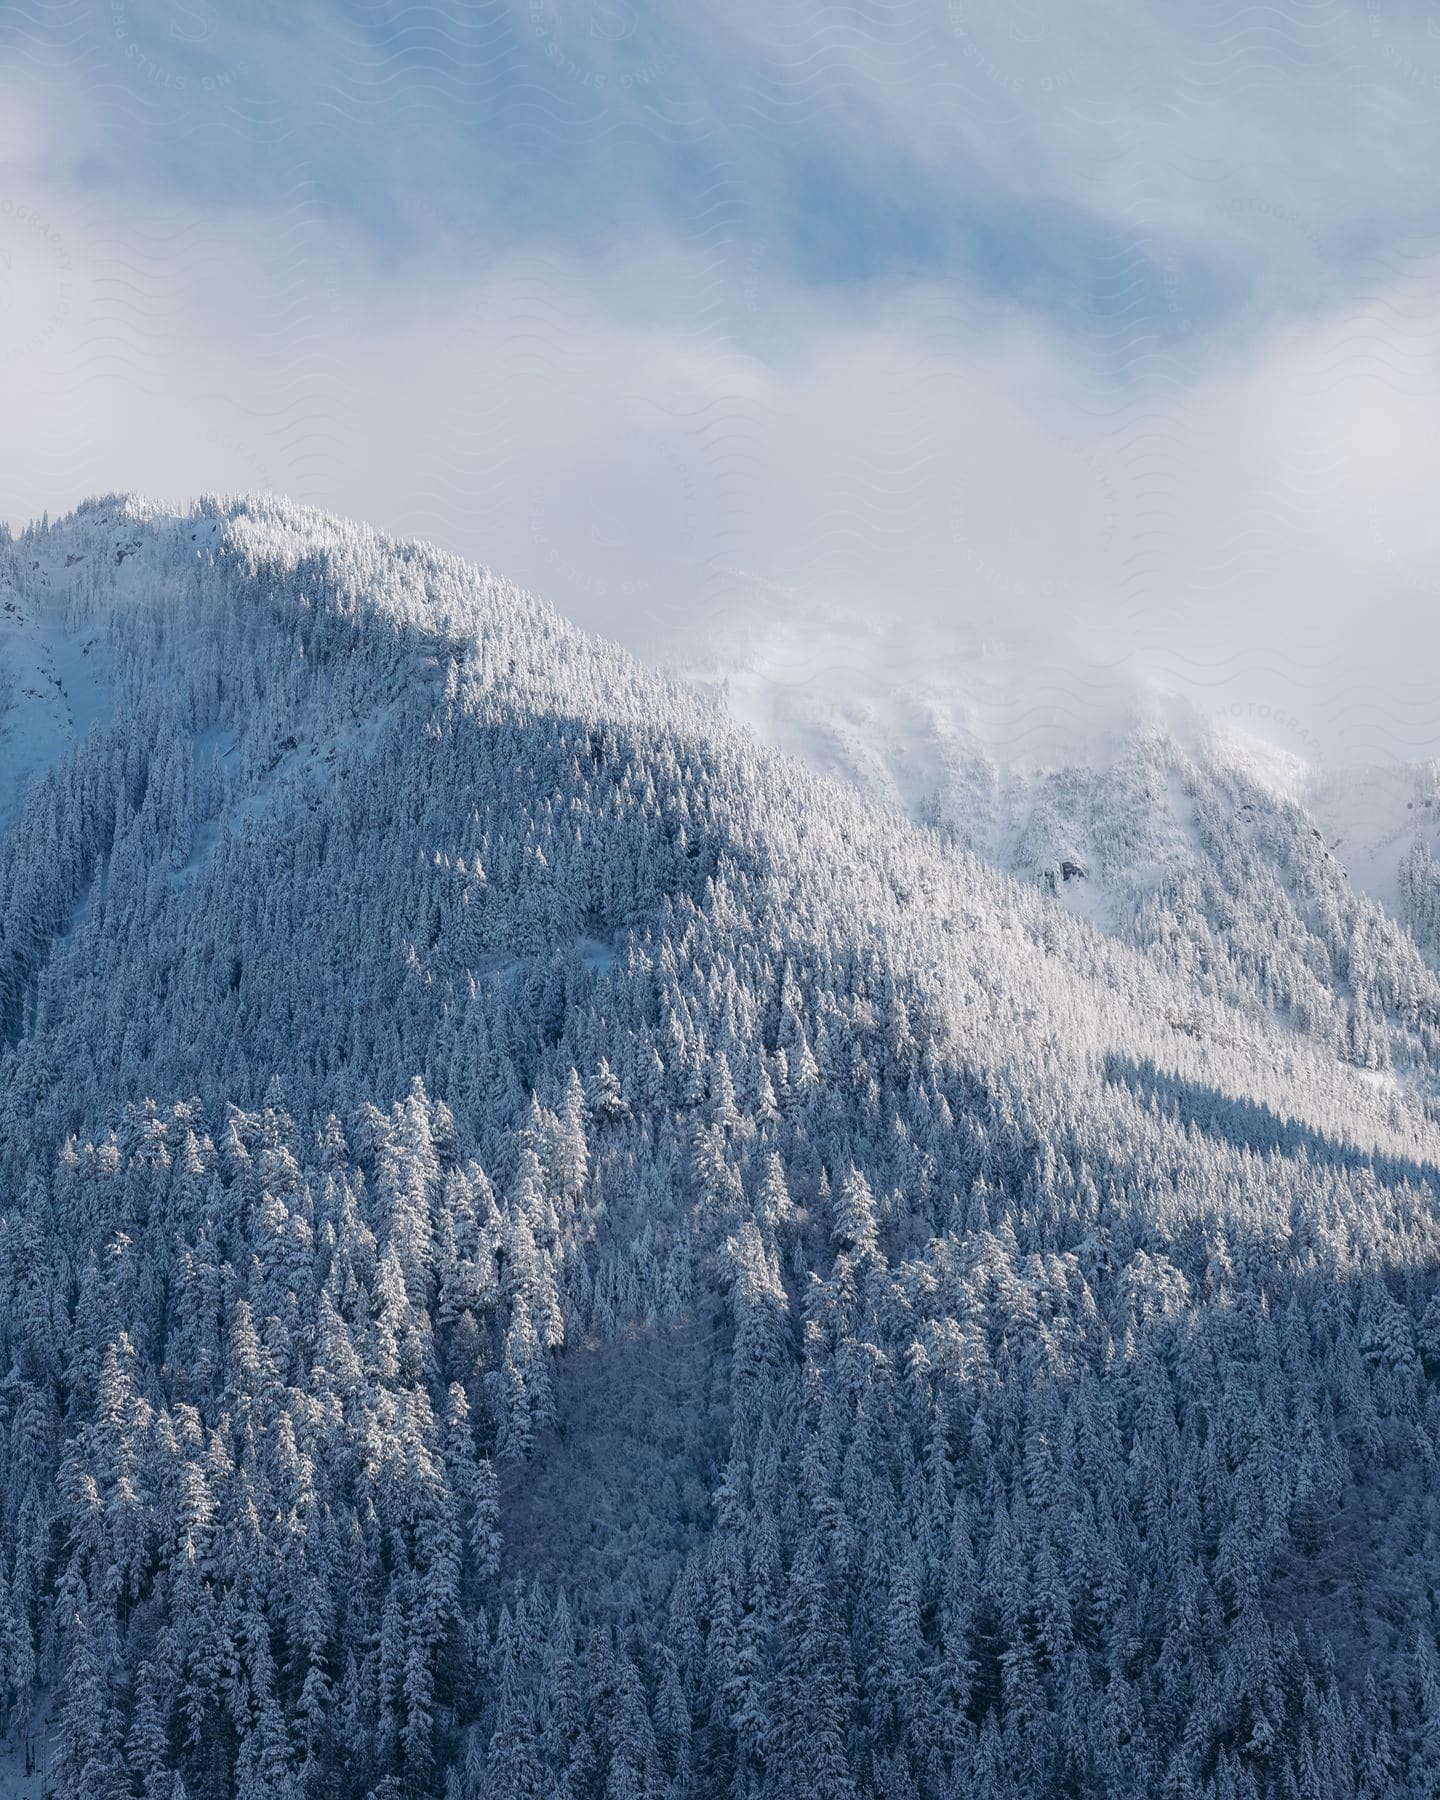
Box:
[4,496,1440,1797]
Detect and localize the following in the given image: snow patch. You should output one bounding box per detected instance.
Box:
[0,1691,55,1799]
[0,574,114,839]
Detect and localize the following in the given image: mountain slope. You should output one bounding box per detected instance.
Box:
[2,498,1440,1798]
[702,644,1440,1100]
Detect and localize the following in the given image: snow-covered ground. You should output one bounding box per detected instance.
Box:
[0,503,224,835]
[0,555,113,839]
[0,1694,55,1800]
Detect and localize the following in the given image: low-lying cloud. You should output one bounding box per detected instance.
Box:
[4,2,1440,768]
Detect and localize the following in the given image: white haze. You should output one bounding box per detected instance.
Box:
[7,215,1438,770]
[4,7,1440,771]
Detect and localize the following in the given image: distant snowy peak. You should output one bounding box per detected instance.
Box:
[686,607,1440,929]
[669,599,1440,1087]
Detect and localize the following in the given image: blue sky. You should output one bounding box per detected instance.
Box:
[4,2,1440,761]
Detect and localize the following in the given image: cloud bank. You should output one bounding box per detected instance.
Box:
[3,2,1439,764]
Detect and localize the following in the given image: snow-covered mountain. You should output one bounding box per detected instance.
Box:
[682,625,1440,1097]
[3,497,1440,1798]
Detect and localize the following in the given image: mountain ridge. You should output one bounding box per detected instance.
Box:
[4,493,1429,1159]
[3,495,1440,1797]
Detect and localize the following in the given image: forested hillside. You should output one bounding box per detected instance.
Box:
[710,656,1440,1096]
[3,497,1440,1797]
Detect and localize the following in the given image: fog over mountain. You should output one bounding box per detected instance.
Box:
[2,497,1440,1798]
[7,3,1440,776]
